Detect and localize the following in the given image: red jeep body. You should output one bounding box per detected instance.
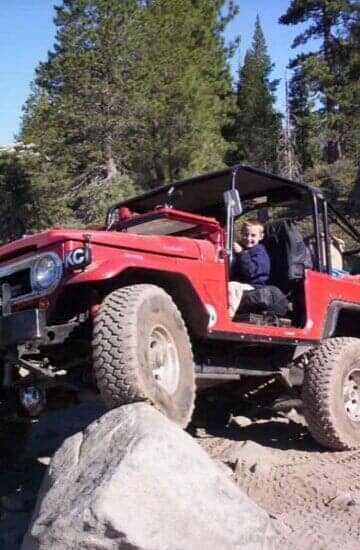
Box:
[0,165,359,450]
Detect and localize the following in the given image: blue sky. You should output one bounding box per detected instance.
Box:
[0,0,311,145]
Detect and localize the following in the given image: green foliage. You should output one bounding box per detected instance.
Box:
[0,153,33,243]
[21,0,237,183]
[22,0,144,177]
[69,170,140,226]
[288,60,322,170]
[20,0,146,227]
[130,0,236,184]
[19,0,236,227]
[280,0,360,165]
[1,0,354,244]
[0,149,74,238]
[24,157,74,230]
[304,158,358,210]
[228,16,282,172]
[344,5,360,164]
[304,158,359,249]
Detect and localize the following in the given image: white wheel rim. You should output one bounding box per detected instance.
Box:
[148,325,180,395]
[343,368,360,423]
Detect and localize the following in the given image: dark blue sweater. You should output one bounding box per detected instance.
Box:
[231,243,270,286]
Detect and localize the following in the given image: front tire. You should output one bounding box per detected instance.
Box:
[93,284,195,427]
[303,337,360,450]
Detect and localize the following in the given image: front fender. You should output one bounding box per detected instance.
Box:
[64,257,137,285]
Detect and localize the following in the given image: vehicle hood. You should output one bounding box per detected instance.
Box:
[0,229,214,262]
[0,230,88,262]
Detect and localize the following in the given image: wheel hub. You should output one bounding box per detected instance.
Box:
[343,368,360,423]
[148,325,180,395]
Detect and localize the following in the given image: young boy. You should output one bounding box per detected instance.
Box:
[231,219,270,286]
[228,219,270,318]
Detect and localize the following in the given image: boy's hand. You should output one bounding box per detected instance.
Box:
[233,242,243,254]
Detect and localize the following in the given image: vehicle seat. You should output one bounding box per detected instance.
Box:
[263,218,312,294]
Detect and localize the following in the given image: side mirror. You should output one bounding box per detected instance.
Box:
[223,189,243,217]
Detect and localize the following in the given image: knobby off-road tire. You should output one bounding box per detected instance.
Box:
[93,284,195,427]
[303,337,360,450]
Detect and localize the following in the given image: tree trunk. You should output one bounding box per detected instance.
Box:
[322,8,339,164]
[151,117,165,184]
[106,156,118,179]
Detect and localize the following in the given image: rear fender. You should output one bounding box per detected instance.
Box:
[323,301,360,338]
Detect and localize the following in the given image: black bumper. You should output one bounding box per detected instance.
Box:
[0,309,77,348]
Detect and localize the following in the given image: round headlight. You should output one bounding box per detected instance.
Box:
[31,253,63,292]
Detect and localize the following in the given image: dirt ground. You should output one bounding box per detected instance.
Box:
[197,412,360,550]
[1,398,360,550]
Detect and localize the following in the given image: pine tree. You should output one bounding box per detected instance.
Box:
[277,75,302,180]
[20,0,147,225]
[20,0,236,223]
[288,59,322,171]
[133,0,236,185]
[343,5,360,163]
[229,16,282,171]
[0,153,32,242]
[22,0,143,178]
[280,0,360,164]
[0,144,72,242]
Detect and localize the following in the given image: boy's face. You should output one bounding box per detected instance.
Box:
[241,224,263,249]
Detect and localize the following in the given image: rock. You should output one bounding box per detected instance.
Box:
[37,457,50,467]
[194,427,208,438]
[231,415,253,428]
[327,492,356,509]
[217,440,282,477]
[220,440,275,466]
[213,458,234,477]
[278,408,307,426]
[23,403,274,550]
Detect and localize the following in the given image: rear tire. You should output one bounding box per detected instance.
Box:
[93,284,195,427]
[303,337,360,450]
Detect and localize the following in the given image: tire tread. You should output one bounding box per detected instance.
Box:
[303,337,360,450]
[93,284,195,426]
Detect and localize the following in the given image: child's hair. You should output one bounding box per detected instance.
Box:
[241,218,264,236]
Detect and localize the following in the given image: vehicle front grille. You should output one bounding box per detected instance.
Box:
[0,269,31,299]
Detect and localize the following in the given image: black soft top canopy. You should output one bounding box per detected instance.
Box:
[108,165,320,221]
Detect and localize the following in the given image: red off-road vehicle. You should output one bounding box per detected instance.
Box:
[0,165,359,452]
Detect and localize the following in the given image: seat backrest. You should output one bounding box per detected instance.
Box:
[263,219,312,293]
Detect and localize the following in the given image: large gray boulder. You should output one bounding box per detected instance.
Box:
[22,403,273,550]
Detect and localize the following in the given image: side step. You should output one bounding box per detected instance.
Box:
[235,312,292,327]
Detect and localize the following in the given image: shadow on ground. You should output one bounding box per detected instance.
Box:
[205,418,321,452]
[190,394,323,453]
